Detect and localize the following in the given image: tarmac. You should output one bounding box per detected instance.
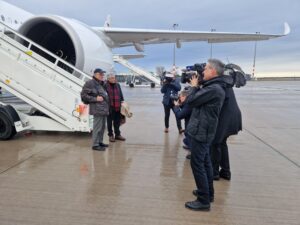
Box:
[0,81,299,225]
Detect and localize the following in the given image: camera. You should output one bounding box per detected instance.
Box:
[170,93,179,102]
[161,71,174,84]
[181,63,206,84]
[224,63,247,88]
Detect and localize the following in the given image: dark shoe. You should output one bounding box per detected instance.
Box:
[115,135,126,141]
[213,175,220,181]
[99,143,109,147]
[192,190,214,202]
[185,199,210,211]
[92,146,105,151]
[219,170,231,180]
[179,129,184,134]
[164,128,169,133]
[183,145,190,150]
[186,154,191,160]
[109,136,115,142]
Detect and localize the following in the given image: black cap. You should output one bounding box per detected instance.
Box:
[94,68,106,74]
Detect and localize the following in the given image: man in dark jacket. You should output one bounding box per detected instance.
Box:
[161,72,183,133]
[210,75,242,181]
[184,59,226,211]
[105,73,126,142]
[81,68,109,151]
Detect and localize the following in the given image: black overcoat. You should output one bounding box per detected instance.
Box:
[212,76,242,144]
[186,76,226,143]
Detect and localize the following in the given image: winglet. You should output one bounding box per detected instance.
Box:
[284,22,291,35]
[104,15,111,27]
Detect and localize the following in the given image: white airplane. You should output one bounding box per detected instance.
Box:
[0,0,290,75]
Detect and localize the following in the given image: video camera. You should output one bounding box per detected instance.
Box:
[181,63,206,84]
[224,63,247,88]
[161,71,175,83]
[169,93,179,102]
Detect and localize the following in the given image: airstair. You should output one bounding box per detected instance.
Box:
[113,55,161,86]
[0,21,92,140]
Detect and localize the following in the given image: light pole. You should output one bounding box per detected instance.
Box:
[210,28,216,58]
[252,32,260,78]
[172,23,178,67]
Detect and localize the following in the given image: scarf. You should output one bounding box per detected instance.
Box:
[107,83,121,111]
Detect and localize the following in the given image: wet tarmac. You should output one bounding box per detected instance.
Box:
[0,81,299,225]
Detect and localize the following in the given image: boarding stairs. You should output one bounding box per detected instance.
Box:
[113,55,161,86]
[0,21,92,139]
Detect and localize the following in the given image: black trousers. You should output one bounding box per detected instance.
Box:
[163,105,182,130]
[190,138,214,204]
[210,137,230,176]
[107,109,121,137]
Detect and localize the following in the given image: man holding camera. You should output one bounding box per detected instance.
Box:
[161,72,183,133]
[185,59,227,211]
[173,90,193,155]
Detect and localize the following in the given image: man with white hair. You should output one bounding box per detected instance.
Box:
[105,73,126,142]
[185,59,227,211]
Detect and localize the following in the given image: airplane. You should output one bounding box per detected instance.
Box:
[0,0,290,77]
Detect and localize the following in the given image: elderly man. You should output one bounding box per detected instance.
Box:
[105,73,126,142]
[185,59,227,211]
[81,68,109,151]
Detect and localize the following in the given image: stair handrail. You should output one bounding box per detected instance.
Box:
[0,21,91,86]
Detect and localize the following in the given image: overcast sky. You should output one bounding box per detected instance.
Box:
[5,0,300,77]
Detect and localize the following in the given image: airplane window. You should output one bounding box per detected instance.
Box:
[1,15,5,22]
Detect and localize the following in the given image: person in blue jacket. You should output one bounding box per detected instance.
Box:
[173,90,193,158]
[161,72,183,133]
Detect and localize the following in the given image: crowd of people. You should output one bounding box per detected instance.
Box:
[81,58,245,212]
[161,59,244,211]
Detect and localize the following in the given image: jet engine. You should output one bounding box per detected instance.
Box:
[18,15,114,75]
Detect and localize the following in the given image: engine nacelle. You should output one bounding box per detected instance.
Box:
[18,15,114,75]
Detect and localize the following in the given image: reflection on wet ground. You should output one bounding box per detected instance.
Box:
[0,81,299,225]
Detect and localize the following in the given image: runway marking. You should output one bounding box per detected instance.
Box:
[244,128,300,168]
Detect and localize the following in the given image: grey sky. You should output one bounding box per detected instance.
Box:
[6,0,300,76]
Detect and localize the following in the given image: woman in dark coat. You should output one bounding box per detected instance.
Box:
[210,75,242,180]
[161,73,183,133]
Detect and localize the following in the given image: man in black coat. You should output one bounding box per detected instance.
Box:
[184,59,227,211]
[210,75,242,181]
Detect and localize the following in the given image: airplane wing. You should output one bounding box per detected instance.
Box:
[94,23,290,51]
